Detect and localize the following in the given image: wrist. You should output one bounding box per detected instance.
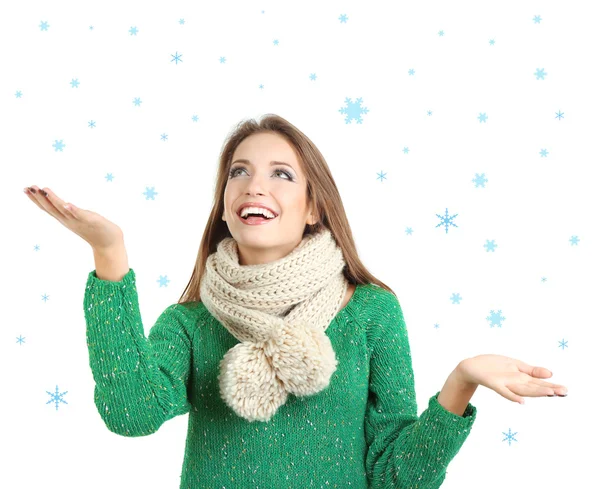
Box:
[437,366,478,417]
[93,241,126,257]
[454,361,478,388]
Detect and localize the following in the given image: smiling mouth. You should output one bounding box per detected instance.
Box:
[239,214,277,221]
[237,211,279,225]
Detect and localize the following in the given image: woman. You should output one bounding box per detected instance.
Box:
[24,114,567,488]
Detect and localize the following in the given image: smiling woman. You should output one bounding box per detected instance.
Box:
[82,114,479,489]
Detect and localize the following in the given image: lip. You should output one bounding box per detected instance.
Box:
[236,202,279,217]
[237,212,278,226]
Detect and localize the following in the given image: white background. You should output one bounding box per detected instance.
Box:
[1,1,598,488]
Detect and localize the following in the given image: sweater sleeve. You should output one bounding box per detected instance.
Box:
[83,268,193,437]
[364,291,477,489]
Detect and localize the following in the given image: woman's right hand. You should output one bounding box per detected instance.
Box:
[24,185,125,252]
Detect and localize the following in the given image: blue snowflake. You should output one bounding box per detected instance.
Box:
[483,239,498,252]
[46,385,68,411]
[436,208,458,233]
[157,275,170,287]
[472,173,488,188]
[450,293,462,305]
[502,427,518,446]
[486,310,506,327]
[52,139,66,152]
[339,97,369,124]
[143,187,158,200]
[171,52,183,64]
[534,68,547,80]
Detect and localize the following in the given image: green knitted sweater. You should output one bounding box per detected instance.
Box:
[84,268,477,489]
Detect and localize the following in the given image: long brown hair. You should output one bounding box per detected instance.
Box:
[177,114,396,305]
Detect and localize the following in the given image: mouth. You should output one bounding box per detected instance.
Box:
[236,212,278,225]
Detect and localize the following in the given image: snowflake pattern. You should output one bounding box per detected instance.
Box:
[46,385,68,411]
[339,97,369,124]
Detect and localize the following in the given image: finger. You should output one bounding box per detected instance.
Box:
[528,378,568,394]
[30,186,71,220]
[531,366,553,378]
[24,187,48,213]
[510,381,558,399]
[515,361,553,379]
[499,385,525,404]
[43,187,75,219]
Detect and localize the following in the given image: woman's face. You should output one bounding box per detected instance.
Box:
[222,132,316,266]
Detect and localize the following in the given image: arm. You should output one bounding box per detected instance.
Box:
[364,291,477,489]
[84,266,193,437]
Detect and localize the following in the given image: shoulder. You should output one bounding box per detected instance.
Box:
[356,284,405,346]
[158,301,212,338]
[357,283,401,314]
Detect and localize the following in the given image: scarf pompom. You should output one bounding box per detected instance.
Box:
[264,321,338,396]
[218,341,288,422]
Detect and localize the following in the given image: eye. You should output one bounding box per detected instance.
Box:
[229,166,293,180]
[274,169,293,180]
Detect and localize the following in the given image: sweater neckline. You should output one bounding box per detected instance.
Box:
[334,282,365,322]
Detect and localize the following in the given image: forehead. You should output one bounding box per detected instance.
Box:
[232,133,300,166]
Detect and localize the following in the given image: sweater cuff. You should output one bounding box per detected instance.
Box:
[430,390,477,424]
[86,267,136,287]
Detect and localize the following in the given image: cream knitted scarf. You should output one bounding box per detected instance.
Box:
[199,227,348,423]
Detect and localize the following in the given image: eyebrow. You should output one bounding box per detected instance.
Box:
[231,159,295,171]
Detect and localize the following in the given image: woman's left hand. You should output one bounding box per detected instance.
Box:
[458,354,568,404]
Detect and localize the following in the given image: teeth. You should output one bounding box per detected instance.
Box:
[240,206,275,219]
